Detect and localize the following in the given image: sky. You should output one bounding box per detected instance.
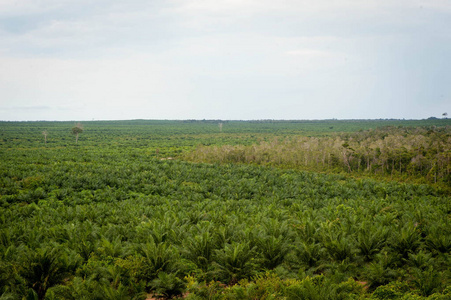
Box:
[0,0,450,121]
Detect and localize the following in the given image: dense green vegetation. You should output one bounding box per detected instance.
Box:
[0,119,450,299]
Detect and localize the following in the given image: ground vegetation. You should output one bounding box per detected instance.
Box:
[0,119,449,299]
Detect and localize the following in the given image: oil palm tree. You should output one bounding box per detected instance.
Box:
[20,246,77,300]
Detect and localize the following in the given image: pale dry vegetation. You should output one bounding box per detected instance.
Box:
[185,126,451,186]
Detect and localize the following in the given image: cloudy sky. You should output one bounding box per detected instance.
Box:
[0,0,450,121]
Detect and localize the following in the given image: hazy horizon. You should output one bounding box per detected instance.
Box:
[1,117,448,123]
[1,1,450,121]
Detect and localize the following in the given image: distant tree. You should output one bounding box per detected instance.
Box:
[72,123,84,144]
[219,122,223,132]
[42,130,48,145]
[443,112,448,119]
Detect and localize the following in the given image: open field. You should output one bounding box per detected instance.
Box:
[1,119,450,299]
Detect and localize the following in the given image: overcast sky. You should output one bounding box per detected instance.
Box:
[0,0,450,121]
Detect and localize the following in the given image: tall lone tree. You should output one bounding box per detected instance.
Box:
[72,123,83,144]
[42,130,48,145]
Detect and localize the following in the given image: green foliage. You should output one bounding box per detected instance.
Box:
[370,281,411,299]
[425,226,451,254]
[182,229,218,272]
[213,242,259,284]
[389,223,422,260]
[150,272,186,299]
[186,273,367,299]
[19,246,79,299]
[365,252,400,290]
[0,120,450,298]
[357,223,389,261]
[411,267,443,296]
[256,234,290,269]
[136,240,178,284]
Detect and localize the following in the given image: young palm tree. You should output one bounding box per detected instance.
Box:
[412,266,443,296]
[213,242,259,284]
[256,234,290,269]
[357,224,389,261]
[390,223,422,260]
[150,272,186,299]
[294,240,324,269]
[182,231,217,272]
[20,246,77,300]
[425,226,451,254]
[136,240,176,283]
[365,251,399,290]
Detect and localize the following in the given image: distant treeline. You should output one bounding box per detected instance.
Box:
[185,126,451,186]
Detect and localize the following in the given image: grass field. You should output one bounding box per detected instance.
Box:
[1,119,450,299]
